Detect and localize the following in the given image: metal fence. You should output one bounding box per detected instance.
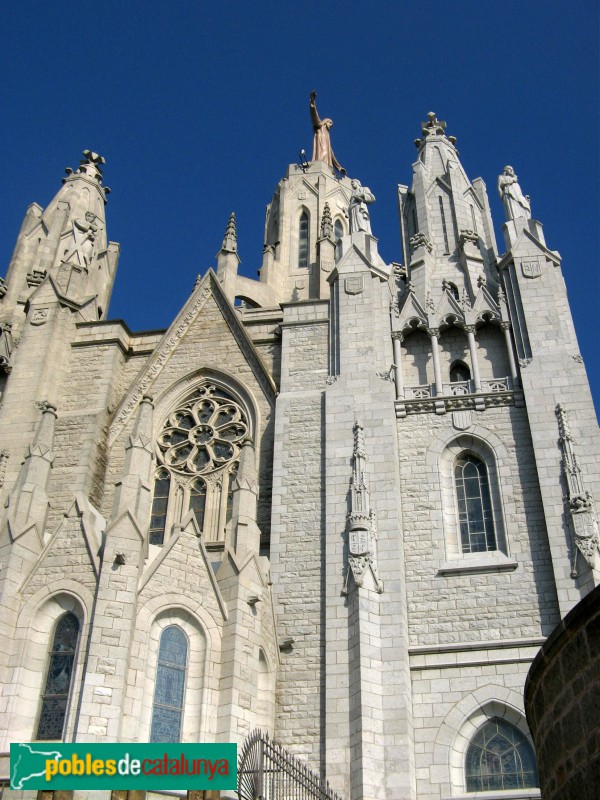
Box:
[238,730,344,800]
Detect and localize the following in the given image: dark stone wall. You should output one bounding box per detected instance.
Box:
[525,583,600,799]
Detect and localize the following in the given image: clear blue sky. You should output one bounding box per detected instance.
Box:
[1,2,598,416]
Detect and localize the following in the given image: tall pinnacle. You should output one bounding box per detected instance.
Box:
[320,202,333,240]
[221,212,238,253]
[414,112,457,149]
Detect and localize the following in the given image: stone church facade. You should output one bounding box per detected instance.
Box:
[0,112,599,800]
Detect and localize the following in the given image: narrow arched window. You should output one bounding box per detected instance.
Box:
[189,478,206,531]
[439,196,450,253]
[149,468,171,545]
[36,613,79,740]
[450,361,471,383]
[150,626,188,743]
[470,204,478,234]
[334,219,344,241]
[298,211,309,268]
[466,718,538,791]
[455,454,496,553]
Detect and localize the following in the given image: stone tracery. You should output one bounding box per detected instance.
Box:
[157,384,248,475]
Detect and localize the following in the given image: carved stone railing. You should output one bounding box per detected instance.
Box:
[397,376,521,417]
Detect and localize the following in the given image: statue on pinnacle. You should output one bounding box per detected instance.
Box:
[310,91,345,175]
[498,165,531,221]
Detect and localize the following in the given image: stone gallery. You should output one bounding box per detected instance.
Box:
[0,97,599,799]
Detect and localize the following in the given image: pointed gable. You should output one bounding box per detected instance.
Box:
[108,270,275,447]
[18,495,102,604]
[138,513,227,623]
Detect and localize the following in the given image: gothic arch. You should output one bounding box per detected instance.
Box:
[123,597,219,742]
[255,647,276,736]
[426,427,510,562]
[10,588,89,742]
[150,372,256,546]
[152,367,261,446]
[296,205,311,269]
[431,686,535,796]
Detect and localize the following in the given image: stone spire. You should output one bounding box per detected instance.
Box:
[216,212,241,300]
[398,111,499,305]
[0,149,119,327]
[221,212,238,253]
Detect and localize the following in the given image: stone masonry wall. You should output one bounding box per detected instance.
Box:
[399,404,560,646]
[270,303,329,766]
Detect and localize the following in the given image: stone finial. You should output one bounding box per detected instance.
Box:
[221,212,238,253]
[63,150,109,196]
[421,112,447,138]
[320,202,333,240]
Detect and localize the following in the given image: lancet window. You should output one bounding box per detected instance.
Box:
[298,210,309,268]
[36,613,80,740]
[465,718,538,791]
[455,454,496,553]
[439,196,450,253]
[150,625,188,743]
[149,383,248,545]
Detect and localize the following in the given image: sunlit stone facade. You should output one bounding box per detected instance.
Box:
[0,118,599,799]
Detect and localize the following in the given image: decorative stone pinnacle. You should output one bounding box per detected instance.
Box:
[353,420,366,460]
[65,149,106,185]
[421,112,447,138]
[221,212,237,253]
[320,202,333,240]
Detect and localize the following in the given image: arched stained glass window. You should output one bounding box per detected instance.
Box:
[149,468,171,545]
[150,625,188,743]
[36,613,79,740]
[455,454,496,553]
[189,478,207,531]
[466,717,538,791]
[298,211,309,268]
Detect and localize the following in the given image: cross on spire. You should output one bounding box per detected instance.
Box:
[421,112,446,138]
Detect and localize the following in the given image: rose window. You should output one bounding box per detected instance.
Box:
[157,385,248,475]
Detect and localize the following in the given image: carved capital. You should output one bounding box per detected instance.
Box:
[500,321,511,331]
[464,324,476,335]
[427,327,440,339]
[391,331,404,342]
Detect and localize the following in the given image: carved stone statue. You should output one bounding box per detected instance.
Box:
[310,91,345,174]
[62,211,99,267]
[498,165,531,221]
[349,180,375,235]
